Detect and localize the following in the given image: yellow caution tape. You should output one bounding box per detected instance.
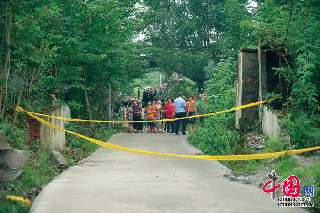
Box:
[16,97,279,123]
[6,195,32,207]
[17,105,320,161]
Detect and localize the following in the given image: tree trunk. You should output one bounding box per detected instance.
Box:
[1,58,10,119]
[0,5,12,114]
[12,91,22,124]
[83,69,94,129]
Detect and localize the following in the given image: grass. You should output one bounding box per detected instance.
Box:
[0,146,60,213]
[0,120,120,213]
[274,156,320,210]
[189,122,320,210]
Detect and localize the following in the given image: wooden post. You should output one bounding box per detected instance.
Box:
[12,91,22,124]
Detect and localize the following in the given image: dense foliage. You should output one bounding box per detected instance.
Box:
[0,0,146,120]
[141,0,320,150]
[142,0,320,115]
[188,59,241,156]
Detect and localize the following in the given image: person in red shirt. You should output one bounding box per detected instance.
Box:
[152,102,158,132]
[164,98,175,133]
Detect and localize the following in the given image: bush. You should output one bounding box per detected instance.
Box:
[0,119,30,150]
[66,122,118,155]
[188,59,243,166]
[286,113,320,149]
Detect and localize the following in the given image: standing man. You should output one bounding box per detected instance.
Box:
[138,89,141,100]
[174,92,187,135]
[142,89,147,107]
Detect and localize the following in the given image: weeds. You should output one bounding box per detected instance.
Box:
[264,136,286,153]
[286,113,320,149]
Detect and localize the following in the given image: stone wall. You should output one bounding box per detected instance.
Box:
[27,117,41,142]
[262,106,280,139]
[40,103,65,151]
[262,106,291,145]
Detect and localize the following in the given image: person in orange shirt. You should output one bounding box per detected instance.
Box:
[187,96,197,132]
[145,101,155,133]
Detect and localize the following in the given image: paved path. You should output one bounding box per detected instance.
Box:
[31,133,306,213]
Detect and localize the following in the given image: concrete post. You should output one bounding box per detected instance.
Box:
[236,48,266,131]
[40,103,65,151]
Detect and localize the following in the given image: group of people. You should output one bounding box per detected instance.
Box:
[118,90,207,135]
[141,86,161,105]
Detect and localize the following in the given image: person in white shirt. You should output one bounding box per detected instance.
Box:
[174,92,187,135]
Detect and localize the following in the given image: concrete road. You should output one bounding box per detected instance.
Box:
[31,133,306,213]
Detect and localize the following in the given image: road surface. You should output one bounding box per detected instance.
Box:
[30,133,306,213]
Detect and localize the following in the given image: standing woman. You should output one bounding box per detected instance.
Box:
[161,100,168,132]
[187,96,197,132]
[152,101,158,132]
[145,101,155,133]
[132,101,142,133]
[138,103,144,132]
[123,104,127,121]
[156,100,162,132]
[164,98,175,133]
[126,102,133,133]
[119,104,125,121]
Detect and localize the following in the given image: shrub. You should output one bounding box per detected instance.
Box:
[0,119,30,150]
[286,113,320,149]
[188,59,243,165]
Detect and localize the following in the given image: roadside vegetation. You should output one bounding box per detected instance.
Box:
[188,58,320,210]
[0,0,319,212]
[0,118,120,213]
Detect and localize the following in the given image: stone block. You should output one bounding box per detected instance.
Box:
[49,150,67,167]
[0,168,23,181]
[0,149,29,169]
[0,130,11,150]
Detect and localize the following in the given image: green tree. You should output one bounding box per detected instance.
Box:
[0,0,146,121]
